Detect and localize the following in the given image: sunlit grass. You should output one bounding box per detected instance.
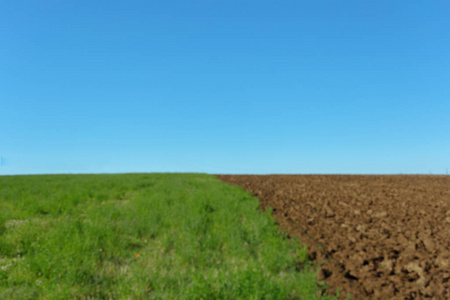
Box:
[0,173,335,299]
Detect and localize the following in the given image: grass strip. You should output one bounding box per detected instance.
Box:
[0,173,335,299]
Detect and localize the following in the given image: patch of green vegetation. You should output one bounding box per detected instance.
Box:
[0,173,336,299]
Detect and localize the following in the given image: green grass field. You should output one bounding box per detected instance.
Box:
[0,173,336,299]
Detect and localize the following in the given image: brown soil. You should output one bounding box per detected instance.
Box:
[217,175,450,300]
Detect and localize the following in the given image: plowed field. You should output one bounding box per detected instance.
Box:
[217,175,450,300]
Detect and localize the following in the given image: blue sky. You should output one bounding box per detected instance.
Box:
[1,1,449,175]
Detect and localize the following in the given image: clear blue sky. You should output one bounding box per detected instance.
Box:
[1,1,449,175]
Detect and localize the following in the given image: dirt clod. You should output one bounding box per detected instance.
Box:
[217,175,450,300]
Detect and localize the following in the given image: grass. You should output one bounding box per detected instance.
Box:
[0,173,336,299]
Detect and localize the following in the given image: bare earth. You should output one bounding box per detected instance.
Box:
[217,175,450,300]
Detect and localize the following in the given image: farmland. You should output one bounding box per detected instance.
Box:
[2,173,448,299]
[0,174,335,299]
[218,175,450,299]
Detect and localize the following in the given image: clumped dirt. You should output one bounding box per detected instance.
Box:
[217,175,450,300]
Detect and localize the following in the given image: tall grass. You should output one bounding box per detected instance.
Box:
[0,174,334,299]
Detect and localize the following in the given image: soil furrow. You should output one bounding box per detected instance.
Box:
[217,175,450,300]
